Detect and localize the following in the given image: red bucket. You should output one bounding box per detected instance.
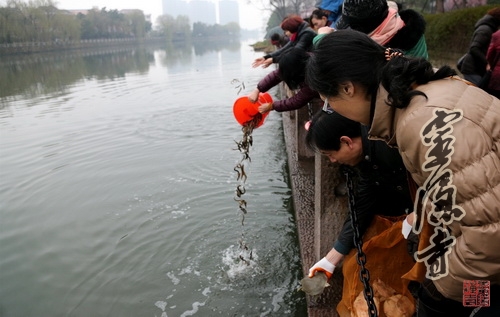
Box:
[233,92,273,128]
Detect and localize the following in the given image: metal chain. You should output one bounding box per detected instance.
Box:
[345,169,378,317]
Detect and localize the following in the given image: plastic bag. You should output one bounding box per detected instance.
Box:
[337,215,416,317]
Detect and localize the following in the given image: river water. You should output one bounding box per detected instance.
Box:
[0,40,307,317]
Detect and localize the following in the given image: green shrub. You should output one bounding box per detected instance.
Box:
[424,5,497,52]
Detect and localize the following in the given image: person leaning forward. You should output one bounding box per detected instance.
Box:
[252,15,316,68]
[306,29,500,317]
[306,110,414,276]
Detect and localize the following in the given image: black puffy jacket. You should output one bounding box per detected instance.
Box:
[459,14,499,77]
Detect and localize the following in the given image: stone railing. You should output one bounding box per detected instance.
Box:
[279,86,348,316]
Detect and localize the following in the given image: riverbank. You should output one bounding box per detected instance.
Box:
[0,37,169,56]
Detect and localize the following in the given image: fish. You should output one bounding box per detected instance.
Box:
[236,185,246,197]
[298,272,330,296]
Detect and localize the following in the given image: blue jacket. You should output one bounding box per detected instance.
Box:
[318,0,343,23]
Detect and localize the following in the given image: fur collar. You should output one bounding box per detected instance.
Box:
[386,9,426,51]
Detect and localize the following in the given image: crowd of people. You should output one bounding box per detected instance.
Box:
[248,2,500,317]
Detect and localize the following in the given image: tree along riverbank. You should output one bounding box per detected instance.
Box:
[0,37,172,56]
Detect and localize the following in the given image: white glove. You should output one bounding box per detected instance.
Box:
[402,217,413,239]
[308,257,335,279]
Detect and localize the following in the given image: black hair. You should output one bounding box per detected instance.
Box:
[278,47,309,90]
[306,29,457,111]
[311,9,328,20]
[270,33,281,41]
[305,110,362,152]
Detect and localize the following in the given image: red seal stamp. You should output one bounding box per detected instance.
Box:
[463,280,490,307]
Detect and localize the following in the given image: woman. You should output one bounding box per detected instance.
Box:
[459,7,500,86]
[305,110,414,282]
[252,15,316,68]
[317,0,343,25]
[335,0,428,59]
[306,30,500,316]
[309,9,331,31]
[248,48,319,113]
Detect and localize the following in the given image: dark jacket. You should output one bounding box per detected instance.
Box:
[386,9,428,59]
[334,126,413,255]
[264,22,316,63]
[460,14,500,77]
[256,69,320,112]
[486,29,500,94]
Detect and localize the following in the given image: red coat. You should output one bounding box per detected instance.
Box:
[486,29,500,92]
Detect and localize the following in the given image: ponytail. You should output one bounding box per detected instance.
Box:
[381,55,457,108]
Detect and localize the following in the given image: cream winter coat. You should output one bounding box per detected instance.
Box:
[368,77,500,302]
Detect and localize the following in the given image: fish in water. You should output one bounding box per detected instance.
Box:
[298,272,330,296]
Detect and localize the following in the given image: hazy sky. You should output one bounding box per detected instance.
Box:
[45,0,267,30]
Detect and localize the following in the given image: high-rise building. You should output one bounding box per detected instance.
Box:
[162,0,189,18]
[162,0,239,26]
[189,0,216,25]
[218,0,239,25]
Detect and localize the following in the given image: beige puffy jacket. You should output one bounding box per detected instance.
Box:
[368,77,500,302]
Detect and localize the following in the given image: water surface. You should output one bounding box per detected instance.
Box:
[0,40,306,317]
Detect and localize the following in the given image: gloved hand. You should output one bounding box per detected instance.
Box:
[402,217,412,239]
[402,215,418,259]
[308,257,335,279]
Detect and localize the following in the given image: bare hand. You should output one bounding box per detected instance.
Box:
[261,58,273,68]
[258,103,272,114]
[248,88,260,103]
[252,57,265,68]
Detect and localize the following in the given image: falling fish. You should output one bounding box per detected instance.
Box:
[232,113,259,265]
[298,272,330,296]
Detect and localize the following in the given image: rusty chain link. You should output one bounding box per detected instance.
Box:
[345,169,378,317]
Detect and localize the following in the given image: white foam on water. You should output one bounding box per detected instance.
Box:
[222,244,260,279]
[179,265,200,276]
[166,272,180,285]
[270,287,286,312]
[155,301,167,311]
[155,300,168,317]
[259,309,272,317]
[179,301,206,317]
[202,287,211,296]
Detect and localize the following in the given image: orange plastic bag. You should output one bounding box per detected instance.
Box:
[337,215,416,317]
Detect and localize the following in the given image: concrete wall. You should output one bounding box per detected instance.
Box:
[280,88,348,316]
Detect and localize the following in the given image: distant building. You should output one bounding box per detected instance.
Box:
[190,0,216,25]
[163,0,189,18]
[162,0,239,26]
[219,0,239,25]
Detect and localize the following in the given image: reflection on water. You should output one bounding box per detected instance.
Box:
[0,48,149,101]
[193,38,241,55]
[0,39,242,103]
